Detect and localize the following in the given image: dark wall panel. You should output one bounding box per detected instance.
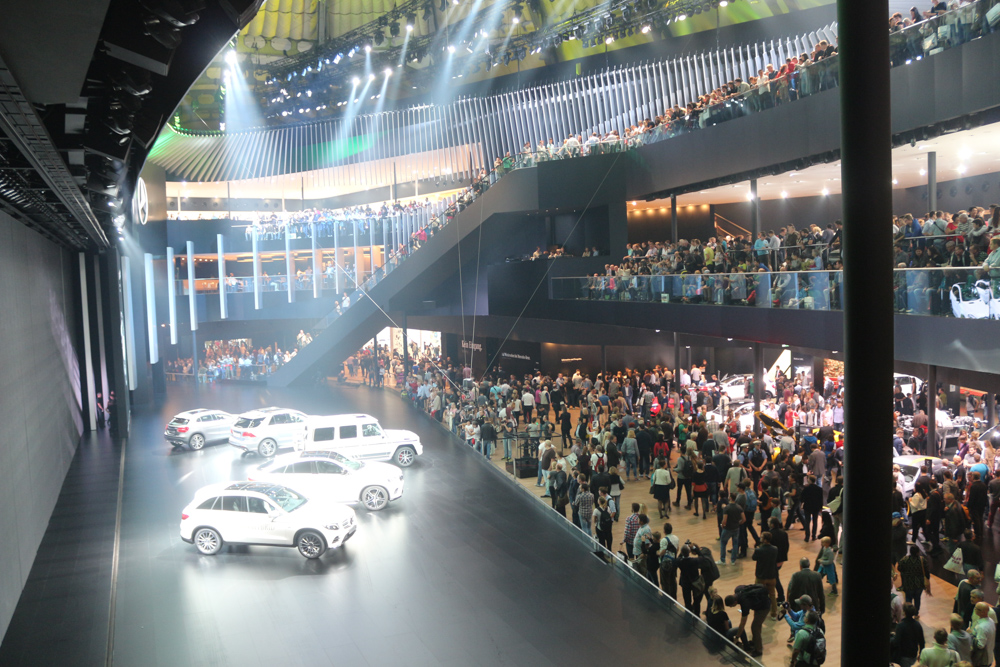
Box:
[0,213,83,642]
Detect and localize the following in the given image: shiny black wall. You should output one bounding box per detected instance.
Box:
[0,213,83,641]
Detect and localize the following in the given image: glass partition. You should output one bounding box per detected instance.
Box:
[552,267,1000,321]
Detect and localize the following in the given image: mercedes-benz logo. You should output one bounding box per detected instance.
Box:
[133,177,149,225]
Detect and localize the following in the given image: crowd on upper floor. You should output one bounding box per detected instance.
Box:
[245,198,438,241]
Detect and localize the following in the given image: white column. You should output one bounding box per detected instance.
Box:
[186,240,198,330]
[124,256,138,390]
[334,221,340,295]
[253,227,262,310]
[142,254,157,367]
[311,222,320,298]
[286,226,294,303]
[79,253,96,431]
[166,247,177,344]
[217,233,227,319]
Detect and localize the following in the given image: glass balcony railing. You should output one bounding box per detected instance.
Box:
[552,267,1000,320]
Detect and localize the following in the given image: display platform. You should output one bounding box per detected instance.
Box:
[2,381,742,666]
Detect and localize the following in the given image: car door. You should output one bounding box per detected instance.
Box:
[286,413,308,447]
[268,413,289,445]
[217,494,253,543]
[279,461,319,496]
[209,414,231,441]
[360,422,392,460]
[315,460,355,502]
[246,496,286,545]
[337,423,362,457]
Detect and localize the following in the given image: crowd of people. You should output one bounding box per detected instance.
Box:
[244,198,438,242]
[332,339,1000,665]
[165,336,311,382]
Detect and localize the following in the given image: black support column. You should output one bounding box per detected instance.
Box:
[753,343,764,433]
[749,178,760,238]
[927,364,938,455]
[838,0,893,664]
[670,195,678,244]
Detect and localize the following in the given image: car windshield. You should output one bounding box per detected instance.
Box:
[897,464,918,482]
[325,451,363,471]
[261,485,308,512]
[170,417,189,425]
[235,417,264,428]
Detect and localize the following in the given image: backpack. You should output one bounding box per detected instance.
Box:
[598,508,613,533]
[745,489,758,513]
[804,625,827,665]
[596,454,606,469]
[737,584,771,611]
[699,547,721,584]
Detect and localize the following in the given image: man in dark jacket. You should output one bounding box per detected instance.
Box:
[768,518,790,604]
[787,557,826,614]
[752,531,780,618]
[636,427,654,479]
[800,474,824,541]
[925,484,944,554]
[967,471,988,542]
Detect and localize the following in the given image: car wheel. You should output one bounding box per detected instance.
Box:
[765,391,774,399]
[258,439,277,457]
[296,530,326,559]
[189,434,206,450]
[394,445,416,467]
[194,527,223,555]
[361,485,389,511]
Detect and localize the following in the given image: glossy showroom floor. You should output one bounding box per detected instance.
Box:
[1,382,745,667]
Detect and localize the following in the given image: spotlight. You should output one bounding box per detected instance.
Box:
[423,4,433,20]
[512,16,519,24]
[384,67,393,76]
[640,24,651,33]
[364,44,372,53]
[225,50,238,65]
[719,0,728,5]
[677,12,687,20]
[605,35,614,44]
[333,53,342,64]
[374,32,384,46]
[351,76,360,85]
[447,44,456,53]
[390,22,400,37]
[406,12,416,29]
[369,73,376,80]
[439,0,447,11]
[348,47,356,57]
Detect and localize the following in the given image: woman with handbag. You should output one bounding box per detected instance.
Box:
[897,545,930,615]
[651,457,675,519]
[677,544,707,615]
[692,460,710,518]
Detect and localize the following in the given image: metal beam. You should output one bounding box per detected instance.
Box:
[0,53,108,247]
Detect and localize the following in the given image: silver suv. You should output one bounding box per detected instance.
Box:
[228,407,308,457]
[165,409,234,450]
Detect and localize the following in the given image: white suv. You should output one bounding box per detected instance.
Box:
[250,450,404,511]
[179,482,356,559]
[229,407,308,457]
[295,414,422,467]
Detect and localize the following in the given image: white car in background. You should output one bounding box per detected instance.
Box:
[249,450,404,511]
[164,409,234,450]
[295,414,422,467]
[179,481,356,559]
[713,374,776,401]
[708,401,756,432]
[229,407,309,457]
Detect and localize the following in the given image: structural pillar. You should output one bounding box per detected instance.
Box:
[382,218,388,270]
[285,227,294,303]
[986,391,996,429]
[928,151,937,213]
[252,227,262,310]
[370,218,376,274]
[753,343,764,433]
[166,247,178,344]
[311,222,320,298]
[186,241,198,331]
[927,364,938,455]
[838,0,894,662]
[601,345,607,380]
[334,220,341,295]
[143,254,158,366]
[217,234,227,319]
[402,312,409,376]
[673,332,681,394]
[78,253,97,431]
[670,195,678,244]
[352,220,359,287]
[749,178,760,237]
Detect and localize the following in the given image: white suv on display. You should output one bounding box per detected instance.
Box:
[295,414,422,467]
[179,481,356,559]
[164,409,234,450]
[250,450,404,511]
[229,407,308,457]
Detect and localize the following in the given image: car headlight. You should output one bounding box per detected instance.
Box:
[324,523,340,530]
